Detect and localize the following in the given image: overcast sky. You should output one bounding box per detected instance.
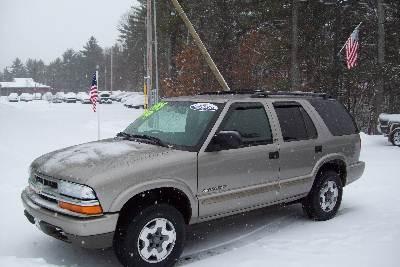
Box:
[0,0,137,70]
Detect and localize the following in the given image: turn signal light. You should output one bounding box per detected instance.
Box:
[59,201,103,215]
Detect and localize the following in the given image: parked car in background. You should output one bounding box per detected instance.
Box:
[8,93,19,102]
[76,92,86,102]
[113,92,128,102]
[121,92,141,104]
[33,93,42,100]
[78,92,91,104]
[65,92,77,103]
[124,94,145,109]
[42,92,53,102]
[116,92,134,102]
[99,91,112,104]
[52,92,64,103]
[20,93,33,102]
[111,90,123,101]
[378,113,400,147]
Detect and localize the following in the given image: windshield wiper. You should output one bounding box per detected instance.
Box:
[117,132,168,148]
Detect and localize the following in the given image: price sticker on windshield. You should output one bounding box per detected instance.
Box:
[190,103,218,112]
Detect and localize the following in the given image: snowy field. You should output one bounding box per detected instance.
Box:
[0,97,399,267]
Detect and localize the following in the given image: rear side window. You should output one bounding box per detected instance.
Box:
[308,99,358,136]
[274,102,318,142]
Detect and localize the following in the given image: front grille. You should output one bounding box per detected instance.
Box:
[35,175,58,189]
[38,194,58,203]
[380,120,388,126]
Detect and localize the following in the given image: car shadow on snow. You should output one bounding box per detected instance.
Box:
[25,203,308,267]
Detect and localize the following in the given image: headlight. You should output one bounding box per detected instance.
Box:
[58,180,97,200]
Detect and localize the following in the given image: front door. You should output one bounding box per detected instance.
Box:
[197,102,280,218]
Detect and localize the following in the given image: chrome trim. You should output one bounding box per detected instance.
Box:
[25,187,102,218]
[28,172,102,217]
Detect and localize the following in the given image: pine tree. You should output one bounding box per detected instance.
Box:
[10,58,27,78]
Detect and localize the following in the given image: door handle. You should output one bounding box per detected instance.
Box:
[315,145,323,153]
[269,151,279,159]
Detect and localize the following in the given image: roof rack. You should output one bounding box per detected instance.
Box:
[198,90,332,99]
[198,90,262,95]
[251,91,331,99]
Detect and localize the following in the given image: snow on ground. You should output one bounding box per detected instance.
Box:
[0,97,399,267]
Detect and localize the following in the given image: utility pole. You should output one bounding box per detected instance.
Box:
[170,0,230,91]
[145,0,153,108]
[111,47,113,94]
[375,0,385,133]
[153,0,159,104]
[290,0,300,91]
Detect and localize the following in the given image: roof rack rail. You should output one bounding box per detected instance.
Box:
[198,90,263,96]
[251,91,331,99]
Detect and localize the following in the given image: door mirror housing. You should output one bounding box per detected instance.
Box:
[208,131,243,151]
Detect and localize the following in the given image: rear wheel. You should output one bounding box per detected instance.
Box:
[302,170,343,221]
[114,204,185,267]
[389,128,400,147]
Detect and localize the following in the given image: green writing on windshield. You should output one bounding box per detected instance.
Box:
[142,101,168,118]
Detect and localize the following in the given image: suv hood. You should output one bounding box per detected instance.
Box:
[32,138,170,184]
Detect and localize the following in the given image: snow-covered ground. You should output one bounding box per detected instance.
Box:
[0,98,399,267]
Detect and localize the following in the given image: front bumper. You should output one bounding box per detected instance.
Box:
[346,161,365,185]
[21,189,118,249]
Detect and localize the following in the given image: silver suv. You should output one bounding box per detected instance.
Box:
[22,91,365,267]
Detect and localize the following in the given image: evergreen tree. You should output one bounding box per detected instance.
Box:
[10,58,27,78]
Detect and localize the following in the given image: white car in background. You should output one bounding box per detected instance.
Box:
[20,93,33,102]
[99,91,112,104]
[76,92,86,101]
[52,92,64,103]
[78,92,91,104]
[124,94,145,109]
[65,92,77,103]
[33,93,42,100]
[121,92,142,104]
[42,92,53,102]
[110,90,123,101]
[8,93,19,102]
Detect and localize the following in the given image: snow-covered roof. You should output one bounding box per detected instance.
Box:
[0,78,50,88]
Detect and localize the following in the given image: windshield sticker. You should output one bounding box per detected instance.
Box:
[142,101,168,118]
[190,103,218,112]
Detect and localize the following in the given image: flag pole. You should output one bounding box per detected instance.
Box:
[337,22,362,56]
[96,69,101,141]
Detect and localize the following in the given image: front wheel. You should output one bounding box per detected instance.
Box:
[389,128,400,147]
[114,204,186,267]
[302,170,343,221]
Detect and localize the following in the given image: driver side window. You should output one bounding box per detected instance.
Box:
[219,103,273,147]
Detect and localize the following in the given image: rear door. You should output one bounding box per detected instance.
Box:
[272,101,320,200]
[197,102,280,218]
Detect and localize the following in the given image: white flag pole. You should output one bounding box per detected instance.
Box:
[96,70,101,140]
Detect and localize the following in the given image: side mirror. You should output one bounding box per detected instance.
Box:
[208,131,243,151]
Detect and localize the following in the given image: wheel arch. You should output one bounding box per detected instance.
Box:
[312,155,347,188]
[110,180,197,224]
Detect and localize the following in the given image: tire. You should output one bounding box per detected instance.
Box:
[114,204,186,267]
[302,170,343,221]
[389,128,400,147]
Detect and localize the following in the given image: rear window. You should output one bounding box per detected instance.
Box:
[308,99,358,136]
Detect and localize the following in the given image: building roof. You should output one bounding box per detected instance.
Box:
[0,78,50,88]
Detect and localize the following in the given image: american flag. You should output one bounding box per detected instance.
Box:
[90,73,98,112]
[346,26,360,70]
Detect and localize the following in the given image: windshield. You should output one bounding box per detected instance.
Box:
[123,101,224,151]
